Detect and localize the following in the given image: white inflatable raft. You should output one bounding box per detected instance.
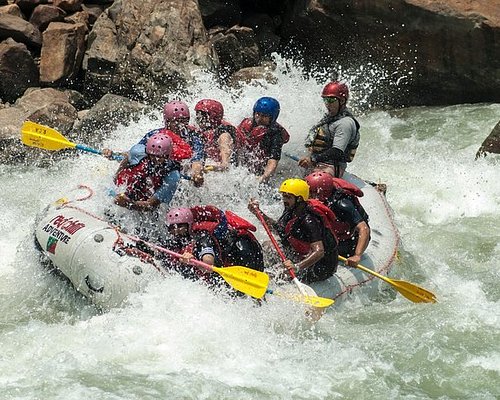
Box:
[34,172,399,310]
[34,187,165,309]
[310,172,400,305]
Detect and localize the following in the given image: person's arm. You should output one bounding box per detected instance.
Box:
[217,132,233,171]
[259,129,283,182]
[346,221,370,266]
[247,198,280,232]
[114,193,161,211]
[200,253,215,265]
[179,250,214,270]
[259,159,278,183]
[286,240,325,272]
[191,161,204,187]
[195,234,218,267]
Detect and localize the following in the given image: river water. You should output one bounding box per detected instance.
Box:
[1,59,499,399]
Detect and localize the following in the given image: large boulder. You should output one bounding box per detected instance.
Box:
[39,22,86,84]
[29,5,66,31]
[0,87,82,164]
[83,0,218,103]
[0,4,24,18]
[476,120,500,159]
[0,38,39,103]
[0,13,42,49]
[210,25,260,79]
[280,0,500,107]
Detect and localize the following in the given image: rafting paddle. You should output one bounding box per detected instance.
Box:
[21,121,124,160]
[253,208,334,308]
[21,121,196,181]
[338,256,437,303]
[127,236,269,299]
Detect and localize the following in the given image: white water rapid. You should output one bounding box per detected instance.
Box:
[1,58,499,399]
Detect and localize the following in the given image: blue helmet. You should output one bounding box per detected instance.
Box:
[253,97,280,123]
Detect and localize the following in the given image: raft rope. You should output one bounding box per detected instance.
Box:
[58,188,164,275]
[332,177,401,300]
[53,181,401,299]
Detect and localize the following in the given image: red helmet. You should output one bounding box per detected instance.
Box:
[163,101,190,122]
[145,133,172,157]
[195,99,224,126]
[305,171,338,202]
[321,81,349,102]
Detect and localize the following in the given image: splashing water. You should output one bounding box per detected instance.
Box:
[1,56,499,399]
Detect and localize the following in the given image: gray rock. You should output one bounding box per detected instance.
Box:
[476,120,500,159]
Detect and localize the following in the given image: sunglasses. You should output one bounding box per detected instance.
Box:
[323,97,339,104]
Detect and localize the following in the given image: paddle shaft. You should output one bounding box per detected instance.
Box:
[76,144,124,160]
[338,255,437,303]
[22,122,193,179]
[128,236,214,273]
[284,152,300,162]
[126,235,269,299]
[338,256,390,283]
[254,208,308,296]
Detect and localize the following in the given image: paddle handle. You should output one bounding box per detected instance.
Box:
[338,255,387,282]
[76,144,124,161]
[254,208,305,291]
[254,209,286,262]
[284,152,300,162]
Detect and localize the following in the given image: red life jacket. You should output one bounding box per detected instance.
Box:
[328,179,368,241]
[236,118,290,148]
[190,205,257,266]
[332,178,364,197]
[284,199,339,255]
[200,120,235,161]
[157,128,193,162]
[114,158,166,201]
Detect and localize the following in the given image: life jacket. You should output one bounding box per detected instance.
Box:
[156,128,193,162]
[306,109,360,163]
[328,179,369,241]
[114,157,175,201]
[236,118,290,172]
[236,118,290,148]
[200,120,236,162]
[190,205,257,267]
[284,199,338,255]
[162,238,210,281]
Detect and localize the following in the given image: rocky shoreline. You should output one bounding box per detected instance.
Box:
[1,0,499,163]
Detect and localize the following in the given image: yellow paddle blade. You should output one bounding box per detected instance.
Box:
[339,256,437,304]
[389,279,437,303]
[21,121,76,151]
[268,289,334,308]
[213,266,269,299]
